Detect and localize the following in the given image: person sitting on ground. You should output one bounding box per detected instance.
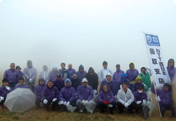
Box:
[58,79,77,112]
[42,80,59,111]
[34,78,46,108]
[0,78,12,109]
[13,77,29,90]
[97,84,115,114]
[76,78,96,113]
[117,83,135,114]
[134,86,147,113]
[155,83,176,117]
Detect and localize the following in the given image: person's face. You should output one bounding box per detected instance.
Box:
[43,66,47,71]
[61,64,65,69]
[122,84,128,91]
[39,81,45,85]
[141,68,145,73]
[103,64,107,69]
[164,86,169,91]
[137,80,142,84]
[57,77,62,80]
[72,76,77,79]
[66,81,70,87]
[106,76,111,81]
[169,62,174,68]
[3,82,9,86]
[123,77,126,80]
[82,82,88,86]
[80,68,83,72]
[103,86,108,92]
[116,66,120,70]
[90,72,94,75]
[10,64,15,70]
[47,82,53,88]
[68,64,72,69]
[17,68,21,72]
[19,79,24,84]
[27,63,32,68]
[52,68,57,72]
[130,64,134,69]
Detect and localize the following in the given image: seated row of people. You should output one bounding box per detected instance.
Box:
[0,77,149,115]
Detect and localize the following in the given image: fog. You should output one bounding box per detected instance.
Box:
[0,0,176,73]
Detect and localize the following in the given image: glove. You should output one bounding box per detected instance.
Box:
[103,100,108,105]
[63,101,67,105]
[29,79,33,83]
[136,101,142,104]
[155,96,160,102]
[124,103,129,108]
[66,101,70,107]
[107,101,110,105]
[84,100,88,106]
[52,98,57,102]
[58,101,63,105]
[93,90,97,94]
[0,96,4,102]
[43,99,48,104]
[5,86,10,91]
[0,96,4,101]
[82,100,86,105]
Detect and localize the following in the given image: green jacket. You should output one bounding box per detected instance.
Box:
[139,72,151,88]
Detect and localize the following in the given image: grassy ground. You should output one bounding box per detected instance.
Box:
[0,73,175,121]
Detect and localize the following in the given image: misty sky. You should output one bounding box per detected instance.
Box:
[0,0,176,73]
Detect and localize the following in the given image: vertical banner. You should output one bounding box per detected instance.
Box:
[145,33,171,88]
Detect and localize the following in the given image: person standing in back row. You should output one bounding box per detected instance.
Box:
[23,60,37,92]
[98,61,112,83]
[39,65,50,83]
[4,63,20,88]
[126,62,139,89]
[67,64,76,77]
[85,67,99,94]
[59,63,70,79]
[77,65,87,81]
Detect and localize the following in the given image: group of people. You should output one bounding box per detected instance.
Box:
[0,59,175,118]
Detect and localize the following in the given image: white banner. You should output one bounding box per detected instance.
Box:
[145,34,171,88]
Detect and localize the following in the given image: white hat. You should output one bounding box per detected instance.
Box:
[52,66,57,69]
[82,78,88,83]
[72,74,77,77]
[106,72,112,77]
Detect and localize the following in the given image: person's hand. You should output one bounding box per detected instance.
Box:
[43,99,48,104]
[52,98,57,102]
[124,103,129,108]
[0,96,4,102]
[136,101,141,104]
[103,100,108,105]
[66,101,70,107]
[63,101,67,105]
[5,86,10,91]
[29,79,33,83]
[85,100,88,106]
[82,100,86,105]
